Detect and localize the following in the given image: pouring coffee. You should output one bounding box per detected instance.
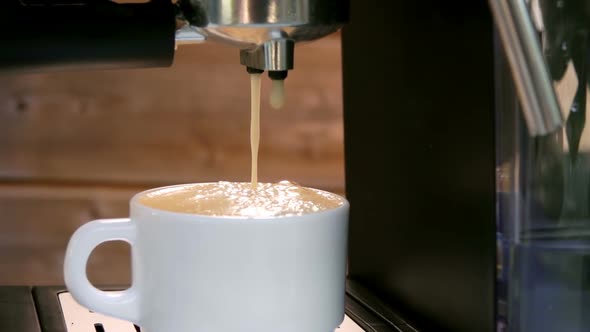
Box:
[63,181,349,332]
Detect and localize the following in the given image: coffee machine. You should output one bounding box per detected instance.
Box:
[2,0,590,331]
[344,0,589,331]
[0,0,347,76]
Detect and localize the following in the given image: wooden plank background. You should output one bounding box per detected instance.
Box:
[0,36,343,285]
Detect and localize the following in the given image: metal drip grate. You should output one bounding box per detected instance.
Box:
[59,292,365,332]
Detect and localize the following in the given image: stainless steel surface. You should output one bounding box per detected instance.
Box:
[59,292,365,332]
[59,293,134,332]
[489,0,564,136]
[186,0,318,25]
[176,0,346,71]
[175,24,206,47]
[240,38,294,70]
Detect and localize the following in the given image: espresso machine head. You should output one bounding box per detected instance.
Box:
[175,0,347,78]
[0,0,347,79]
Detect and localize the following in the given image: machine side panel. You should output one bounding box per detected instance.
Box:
[342,1,496,331]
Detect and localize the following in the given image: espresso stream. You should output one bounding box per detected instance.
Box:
[250,74,286,189]
[270,79,285,109]
[250,73,262,189]
[139,75,332,218]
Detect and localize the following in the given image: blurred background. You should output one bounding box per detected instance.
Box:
[0,34,343,285]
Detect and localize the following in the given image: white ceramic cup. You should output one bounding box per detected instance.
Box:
[63,183,349,332]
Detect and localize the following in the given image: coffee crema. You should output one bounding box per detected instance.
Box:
[139,181,344,218]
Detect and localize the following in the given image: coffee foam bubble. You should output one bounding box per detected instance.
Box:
[139,181,344,218]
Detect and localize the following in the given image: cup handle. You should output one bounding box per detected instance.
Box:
[63,218,139,323]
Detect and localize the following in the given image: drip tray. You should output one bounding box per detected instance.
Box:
[58,292,365,332]
[1,286,401,332]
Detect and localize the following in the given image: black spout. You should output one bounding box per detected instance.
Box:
[268,70,288,80]
[246,67,264,74]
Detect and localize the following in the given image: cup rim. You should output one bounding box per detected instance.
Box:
[130,182,349,221]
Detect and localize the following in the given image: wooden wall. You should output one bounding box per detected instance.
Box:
[0,36,343,285]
